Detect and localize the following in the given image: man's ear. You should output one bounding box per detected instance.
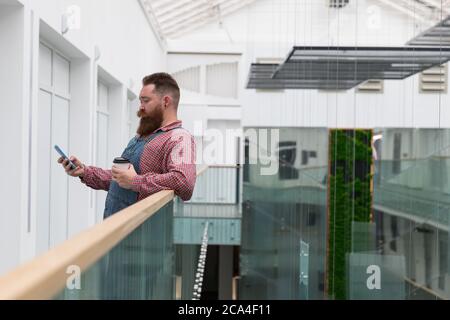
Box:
[164,95,171,107]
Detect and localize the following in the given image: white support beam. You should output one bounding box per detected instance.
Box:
[166,0,255,38]
[419,0,450,15]
[160,0,243,30]
[154,0,200,17]
[138,0,167,50]
[398,0,435,18]
[145,0,256,39]
[158,0,234,26]
[159,4,214,27]
[151,0,182,11]
[375,0,433,25]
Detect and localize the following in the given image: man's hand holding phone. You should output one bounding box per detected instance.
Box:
[57,155,85,177]
[55,145,85,177]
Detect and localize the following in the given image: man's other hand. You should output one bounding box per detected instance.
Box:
[112,164,137,189]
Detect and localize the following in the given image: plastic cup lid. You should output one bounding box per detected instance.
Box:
[113,157,130,164]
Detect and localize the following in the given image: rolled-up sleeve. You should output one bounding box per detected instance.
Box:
[131,133,196,201]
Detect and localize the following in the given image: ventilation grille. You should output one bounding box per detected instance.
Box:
[357,79,384,93]
[172,66,200,93]
[329,0,349,8]
[206,62,238,98]
[420,64,448,93]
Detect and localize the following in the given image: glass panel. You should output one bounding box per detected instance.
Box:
[240,127,328,300]
[175,244,200,300]
[347,253,406,300]
[239,127,450,300]
[55,201,175,300]
[351,221,376,253]
[373,128,450,300]
[189,167,238,204]
[299,240,309,299]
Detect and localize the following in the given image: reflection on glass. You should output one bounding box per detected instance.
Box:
[240,127,450,300]
[374,128,450,300]
[55,202,174,300]
[240,128,328,300]
[347,253,406,300]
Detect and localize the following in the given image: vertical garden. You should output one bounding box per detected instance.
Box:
[327,129,373,300]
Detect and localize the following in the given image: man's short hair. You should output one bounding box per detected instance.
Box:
[142,72,180,107]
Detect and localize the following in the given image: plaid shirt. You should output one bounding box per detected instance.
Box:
[81,120,196,201]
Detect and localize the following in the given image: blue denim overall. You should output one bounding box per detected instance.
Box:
[103,126,181,219]
[101,126,181,299]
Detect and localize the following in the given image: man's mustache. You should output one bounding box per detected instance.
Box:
[137,110,149,118]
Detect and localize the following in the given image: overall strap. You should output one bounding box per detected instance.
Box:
[143,126,184,143]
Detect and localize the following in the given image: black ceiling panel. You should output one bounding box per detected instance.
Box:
[247,46,450,90]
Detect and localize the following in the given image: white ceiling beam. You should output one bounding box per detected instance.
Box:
[419,0,450,14]
[154,0,201,17]
[138,0,167,49]
[160,0,243,30]
[165,0,255,38]
[163,13,214,35]
[398,0,435,18]
[419,0,440,7]
[158,0,233,26]
[151,0,186,11]
[162,2,236,34]
[375,0,433,25]
[159,3,215,27]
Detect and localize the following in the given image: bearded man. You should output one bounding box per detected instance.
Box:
[58,73,196,218]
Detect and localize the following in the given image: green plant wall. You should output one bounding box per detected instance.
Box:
[327,129,373,300]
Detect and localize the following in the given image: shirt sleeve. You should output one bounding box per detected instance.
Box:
[80,166,112,191]
[131,132,197,201]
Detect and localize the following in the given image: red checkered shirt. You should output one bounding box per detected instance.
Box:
[81,120,196,201]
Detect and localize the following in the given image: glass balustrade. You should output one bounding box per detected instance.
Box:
[55,202,175,300]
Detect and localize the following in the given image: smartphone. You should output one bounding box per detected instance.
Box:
[54,145,77,170]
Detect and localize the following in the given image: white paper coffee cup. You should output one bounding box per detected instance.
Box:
[113,157,130,170]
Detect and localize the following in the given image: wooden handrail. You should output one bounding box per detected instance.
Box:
[0,166,208,300]
[196,165,209,176]
[404,276,448,300]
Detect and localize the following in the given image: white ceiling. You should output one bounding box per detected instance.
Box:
[140,0,257,40]
[139,0,450,43]
[375,0,450,26]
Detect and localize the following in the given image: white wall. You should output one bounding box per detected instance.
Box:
[29,0,166,87]
[0,0,166,275]
[168,0,450,129]
[0,2,26,276]
[168,52,243,165]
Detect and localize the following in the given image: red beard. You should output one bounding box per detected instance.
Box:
[136,105,164,137]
